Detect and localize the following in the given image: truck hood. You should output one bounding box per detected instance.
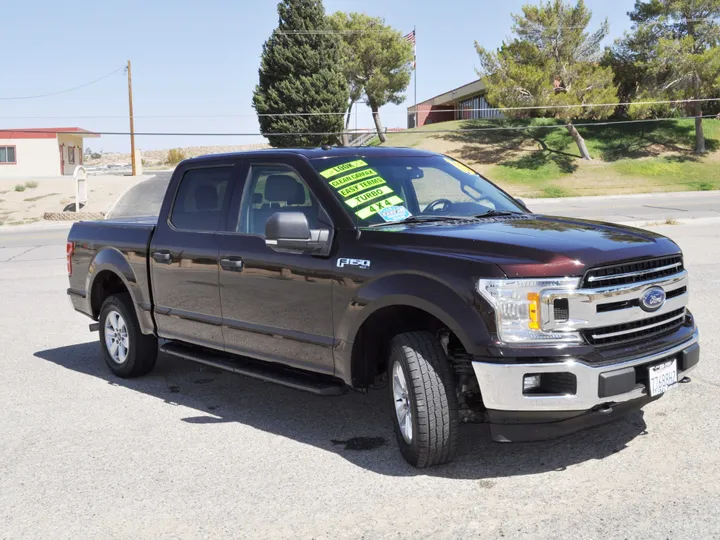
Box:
[367,215,681,278]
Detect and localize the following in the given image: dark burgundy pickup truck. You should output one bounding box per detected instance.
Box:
[66,147,699,467]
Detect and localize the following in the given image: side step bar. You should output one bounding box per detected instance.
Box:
[160,342,347,396]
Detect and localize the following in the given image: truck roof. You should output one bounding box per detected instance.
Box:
[192,146,440,162]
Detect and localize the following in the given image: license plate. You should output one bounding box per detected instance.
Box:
[648,359,678,397]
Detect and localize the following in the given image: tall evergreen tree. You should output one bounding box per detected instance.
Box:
[253,0,349,148]
[609,0,720,153]
[476,0,618,160]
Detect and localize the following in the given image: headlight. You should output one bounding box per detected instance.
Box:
[477,278,581,344]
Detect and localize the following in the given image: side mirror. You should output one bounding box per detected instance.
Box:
[515,198,530,212]
[265,212,331,255]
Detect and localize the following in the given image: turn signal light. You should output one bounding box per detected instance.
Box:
[66,241,74,276]
[527,292,540,330]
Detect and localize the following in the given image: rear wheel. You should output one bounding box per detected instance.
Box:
[99,293,157,378]
[388,331,459,467]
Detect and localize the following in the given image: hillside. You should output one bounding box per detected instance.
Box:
[85,144,269,169]
[379,118,720,197]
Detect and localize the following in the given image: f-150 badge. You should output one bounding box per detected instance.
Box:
[337,258,371,269]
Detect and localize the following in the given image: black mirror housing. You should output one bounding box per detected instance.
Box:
[265,212,332,255]
[515,198,530,212]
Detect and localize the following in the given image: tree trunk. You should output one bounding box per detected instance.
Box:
[694,101,706,154]
[341,100,355,147]
[370,103,386,143]
[566,122,592,160]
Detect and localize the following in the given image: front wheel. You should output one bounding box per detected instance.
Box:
[99,293,157,378]
[388,331,459,468]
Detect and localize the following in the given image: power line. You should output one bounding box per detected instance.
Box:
[0,115,715,137]
[2,97,719,120]
[0,67,125,100]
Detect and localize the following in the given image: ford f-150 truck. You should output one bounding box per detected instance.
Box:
[67,147,700,467]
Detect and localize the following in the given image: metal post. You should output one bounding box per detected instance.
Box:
[127,60,137,176]
[414,26,418,129]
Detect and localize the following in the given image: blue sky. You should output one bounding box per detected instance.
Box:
[2,0,637,152]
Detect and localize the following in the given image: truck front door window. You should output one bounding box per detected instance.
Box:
[238,164,322,236]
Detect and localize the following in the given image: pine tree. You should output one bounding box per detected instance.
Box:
[253,0,349,148]
[476,0,618,160]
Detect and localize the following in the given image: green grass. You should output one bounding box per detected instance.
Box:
[24,180,38,189]
[14,184,26,192]
[380,116,720,196]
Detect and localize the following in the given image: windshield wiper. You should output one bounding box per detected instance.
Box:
[368,215,476,228]
[473,210,524,218]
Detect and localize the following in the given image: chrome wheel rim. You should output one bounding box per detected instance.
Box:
[392,361,413,444]
[104,310,129,364]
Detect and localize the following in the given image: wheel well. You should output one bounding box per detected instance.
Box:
[350,305,459,388]
[90,271,129,319]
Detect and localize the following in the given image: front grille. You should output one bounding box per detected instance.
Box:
[582,255,684,288]
[582,308,686,347]
[596,286,687,313]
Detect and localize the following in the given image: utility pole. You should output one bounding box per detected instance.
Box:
[126,60,137,176]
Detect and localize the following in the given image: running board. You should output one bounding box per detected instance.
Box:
[159,342,347,396]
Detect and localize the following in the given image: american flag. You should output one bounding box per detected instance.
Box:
[404,30,416,70]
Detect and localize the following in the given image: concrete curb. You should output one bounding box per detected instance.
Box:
[616,216,720,228]
[526,190,720,205]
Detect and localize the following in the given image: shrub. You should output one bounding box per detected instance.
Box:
[166,148,187,165]
[24,180,38,189]
[14,184,26,192]
[90,153,102,160]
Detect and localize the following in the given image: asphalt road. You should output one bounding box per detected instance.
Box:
[1,216,719,538]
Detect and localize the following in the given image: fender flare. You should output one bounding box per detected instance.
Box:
[86,247,152,333]
[337,272,489,360]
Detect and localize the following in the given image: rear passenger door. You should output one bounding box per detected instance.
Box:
[150,161,239,350]
[216,160,336,375]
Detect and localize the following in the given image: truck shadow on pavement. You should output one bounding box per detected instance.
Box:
[35,342,649,480]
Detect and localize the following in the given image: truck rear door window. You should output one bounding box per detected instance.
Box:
[170,166,234,232]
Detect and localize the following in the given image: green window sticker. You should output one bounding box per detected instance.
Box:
[337,176,386,198]
[345,185,394,208]
[319,160,368,179]
[443,157,477,176]
[329,168,378,188]
[356,196,405,219]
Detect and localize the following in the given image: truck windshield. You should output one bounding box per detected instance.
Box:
[311,155,524,227]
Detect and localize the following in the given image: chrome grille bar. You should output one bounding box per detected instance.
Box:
[586,262,682,283]
[589,311,686,340]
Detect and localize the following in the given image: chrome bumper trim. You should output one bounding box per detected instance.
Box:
[472,331,699,412]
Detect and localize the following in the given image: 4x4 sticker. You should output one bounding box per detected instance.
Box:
[337,258,371,269]
[319,160,368,179]
[338,176,387,198]
[329,168,378,188]
[345,185,394,208]
[356,196,404,219]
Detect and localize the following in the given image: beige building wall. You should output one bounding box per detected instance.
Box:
[58,134,86,175]
[0,138,60,178]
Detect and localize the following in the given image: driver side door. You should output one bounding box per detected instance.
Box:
[216,160,336,375]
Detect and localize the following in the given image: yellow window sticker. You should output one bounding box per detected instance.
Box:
[444,157,477,176]
[345,185,394,208]
[329,168,378,188]
[319,160,368,179]
[356,196,405,219]
[337,176,386,198]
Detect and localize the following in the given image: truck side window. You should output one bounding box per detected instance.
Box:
[237,164,322,236]
[169,166,233,232]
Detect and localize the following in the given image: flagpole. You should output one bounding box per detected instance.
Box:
[414,26,418,129]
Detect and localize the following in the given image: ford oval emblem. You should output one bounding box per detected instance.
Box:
[640,287,666,312]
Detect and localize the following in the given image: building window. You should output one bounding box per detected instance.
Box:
[0,146,16,164]
[67,146,75,165]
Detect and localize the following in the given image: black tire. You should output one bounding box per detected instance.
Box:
[388,331,459,468]
[99,293,158,378]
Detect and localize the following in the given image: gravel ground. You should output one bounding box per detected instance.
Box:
[0,222,718,539]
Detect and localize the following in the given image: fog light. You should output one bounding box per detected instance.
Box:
[524,375,542,392]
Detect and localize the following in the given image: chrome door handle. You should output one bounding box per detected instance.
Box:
[152,251,172,263]
[220,258,243,271]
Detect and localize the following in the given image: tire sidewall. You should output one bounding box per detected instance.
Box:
[389,347,423,465]
[99,296,139,377]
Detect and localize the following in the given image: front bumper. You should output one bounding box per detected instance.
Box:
[473,331,699,440]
